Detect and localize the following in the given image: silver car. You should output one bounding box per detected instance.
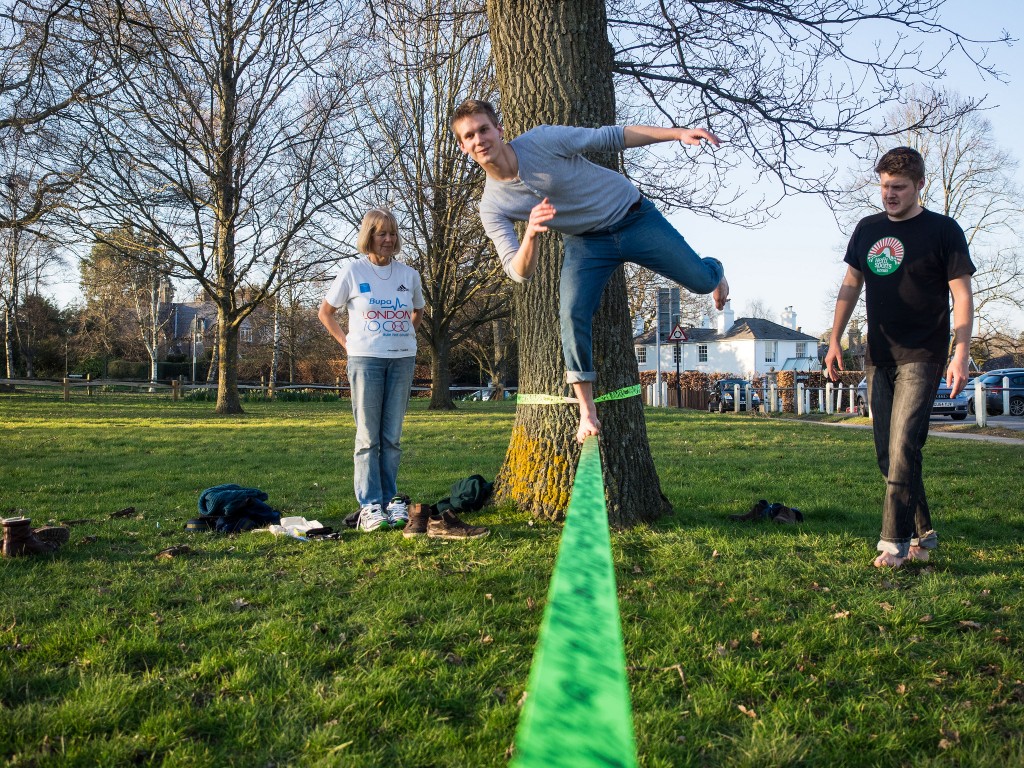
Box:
[856,376,968,420]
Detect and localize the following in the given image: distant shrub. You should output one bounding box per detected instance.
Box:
[107,360,149,380]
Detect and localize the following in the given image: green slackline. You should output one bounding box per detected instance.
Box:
[511,436,638,768]
[516,383,641,405]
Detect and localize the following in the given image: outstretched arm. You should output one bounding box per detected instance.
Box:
[623,126,721,149]
[824,265,864,381]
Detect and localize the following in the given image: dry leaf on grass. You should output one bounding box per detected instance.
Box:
[155,545,192,560]
[737,704,757,719]
[832,610,851,619]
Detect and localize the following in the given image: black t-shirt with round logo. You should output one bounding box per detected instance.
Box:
[844,209,975,366]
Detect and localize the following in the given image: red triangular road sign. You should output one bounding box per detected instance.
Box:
[667,324,687,342]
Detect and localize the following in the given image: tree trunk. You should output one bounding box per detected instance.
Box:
[4,307,14,378]
[270,297,281,386]
[215,307,242,414]
[147,277,159,381]
[428,335,456,410]
[486,0,670,525]
[491,318,506,399]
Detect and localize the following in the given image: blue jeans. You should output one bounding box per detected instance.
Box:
[560,198,724,383]
[867,362,943,557]
[347,356,416,507]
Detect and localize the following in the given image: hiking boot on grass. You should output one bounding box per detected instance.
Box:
[427,510,489,540]
[386,495,410,530]
[729,499,771,522]
[770,505,804,524]
[32,525,70,549]
[402,503,430,538]
[2,517,58,557]
[356,504,389,532]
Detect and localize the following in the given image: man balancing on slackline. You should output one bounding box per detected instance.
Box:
[451,99,730,442]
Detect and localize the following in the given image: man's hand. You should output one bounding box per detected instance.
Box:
[946,353,970,398]
[509,198,557,280]
[526,197,556,237]
[679,128,720,147]
[824,340,845,382]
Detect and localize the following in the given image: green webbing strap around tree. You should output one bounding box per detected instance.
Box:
[511,437,638,768]
[595,384,641,402]
[515,383,641,405]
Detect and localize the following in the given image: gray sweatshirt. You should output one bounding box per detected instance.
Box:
[479,125,640,283]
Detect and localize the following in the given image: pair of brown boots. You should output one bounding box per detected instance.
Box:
[1,517,70,557]
[402,504,489,540]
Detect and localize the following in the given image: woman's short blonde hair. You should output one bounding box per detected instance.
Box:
[356,208,402,256]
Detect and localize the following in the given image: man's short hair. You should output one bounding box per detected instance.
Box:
[875,146,925,183]
[356,208,402,256]
[451,99,500,132]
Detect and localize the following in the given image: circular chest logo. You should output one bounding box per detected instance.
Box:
[866,237,904,276]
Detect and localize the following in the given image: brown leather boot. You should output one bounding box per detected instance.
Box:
[402,503,431,538]
[33,525,70,549]
[1,517,58,557]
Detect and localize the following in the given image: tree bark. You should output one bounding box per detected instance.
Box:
[486,0,670,525]
[215,307,242,414]
[428,333,455,410]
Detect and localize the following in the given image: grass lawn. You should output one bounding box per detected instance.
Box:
[1,393,1023,767]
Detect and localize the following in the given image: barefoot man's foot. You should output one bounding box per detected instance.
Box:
[906,546,930,562]
[713,275,730,311]
[873,551,906,569]
[572,381,601,443]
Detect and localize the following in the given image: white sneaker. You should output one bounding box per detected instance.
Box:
[357,503,388,532]
[386,495,409,529]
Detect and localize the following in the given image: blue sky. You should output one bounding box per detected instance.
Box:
[670,0,1024,336]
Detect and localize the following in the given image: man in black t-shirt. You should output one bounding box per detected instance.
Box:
[825,146,975,568]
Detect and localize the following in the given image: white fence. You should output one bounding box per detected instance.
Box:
[644,377,1019,426]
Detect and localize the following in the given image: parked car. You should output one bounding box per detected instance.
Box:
[855,375,969,419]
[708,378,761,412]
[461,388,515,402]
[966,370,1024,416]
[932,383,969,420]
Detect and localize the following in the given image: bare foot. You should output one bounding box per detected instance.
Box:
[873,551,906,569]
[906,546,930,563]
[577,412,601,444]
[713,275,730,310]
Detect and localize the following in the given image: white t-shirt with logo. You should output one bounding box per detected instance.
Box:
[323,257,424,358]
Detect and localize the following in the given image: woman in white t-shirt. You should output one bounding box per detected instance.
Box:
[318,208,425,532]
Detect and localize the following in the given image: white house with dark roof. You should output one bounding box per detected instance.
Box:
[634,302,821,378]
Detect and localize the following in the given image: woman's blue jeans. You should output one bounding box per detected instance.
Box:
[560,198,724,383]
[347,355,416,507]
[867,362,943,556]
